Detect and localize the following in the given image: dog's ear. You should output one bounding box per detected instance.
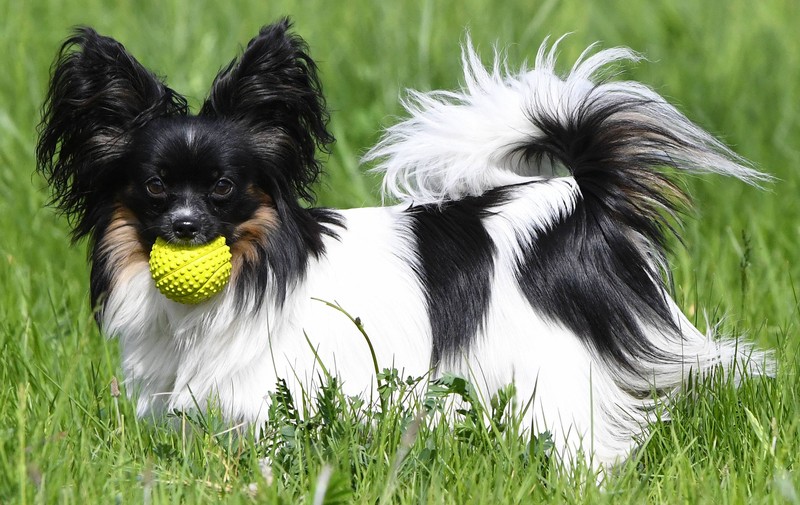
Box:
[36,27,188,239]
[200,19,333,202]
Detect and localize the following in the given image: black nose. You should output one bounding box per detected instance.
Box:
[173,219,200,240]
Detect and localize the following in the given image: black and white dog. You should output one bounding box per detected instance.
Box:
[37,19,771,467]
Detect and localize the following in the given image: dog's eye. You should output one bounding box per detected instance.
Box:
[145,177,166,197]
[211,178,234,198]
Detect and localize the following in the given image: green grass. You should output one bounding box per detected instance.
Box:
[2,0,799,502]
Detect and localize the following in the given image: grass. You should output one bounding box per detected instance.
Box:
[1,0,799,502]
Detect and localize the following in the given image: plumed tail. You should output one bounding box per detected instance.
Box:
[365,37,769,211]
[366,37,774,394]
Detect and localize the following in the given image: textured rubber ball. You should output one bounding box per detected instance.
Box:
[149,236,232,304]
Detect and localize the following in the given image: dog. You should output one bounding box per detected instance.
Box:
[36,18,772,468]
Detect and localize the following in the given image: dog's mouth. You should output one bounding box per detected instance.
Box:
[159,232,233,250]
[159,219,218,246]
[164,235,213,247]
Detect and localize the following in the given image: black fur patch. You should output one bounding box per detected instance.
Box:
[406,190,509,364]
[513,92,689,375]
[515,198,678,375]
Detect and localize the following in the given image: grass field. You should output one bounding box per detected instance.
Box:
[1,0,799,502]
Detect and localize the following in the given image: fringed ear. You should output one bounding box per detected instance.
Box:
[200,19,333,202]
[36,27,188,240]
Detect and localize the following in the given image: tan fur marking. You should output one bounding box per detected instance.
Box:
[97,206,149,288]
[230,189,279,281]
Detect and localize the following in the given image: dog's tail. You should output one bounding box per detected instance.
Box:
[365,37,768,209]
[366,38,774,388]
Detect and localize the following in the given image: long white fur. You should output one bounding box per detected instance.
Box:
[364,38,767,204]
[102,38,774,470]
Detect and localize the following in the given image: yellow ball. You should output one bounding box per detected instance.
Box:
[148,236,232,304]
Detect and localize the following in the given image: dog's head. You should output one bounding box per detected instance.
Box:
[36,19,332,249]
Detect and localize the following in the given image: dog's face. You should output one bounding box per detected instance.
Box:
[35,19,339,306]
[36,19,333,249]
[120,118,263,246]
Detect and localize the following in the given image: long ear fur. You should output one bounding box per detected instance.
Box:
[200,18,333,202]
[36,27,188,240]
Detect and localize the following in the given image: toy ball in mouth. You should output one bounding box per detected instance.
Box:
[148,236,232,304]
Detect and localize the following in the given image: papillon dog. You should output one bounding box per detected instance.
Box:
[37,18,772,468]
